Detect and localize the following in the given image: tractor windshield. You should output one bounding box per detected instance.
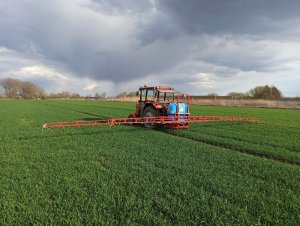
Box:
[147,89,155,101]
[140,88,156,101]
[138,87,178,103]
[157,90,175,102]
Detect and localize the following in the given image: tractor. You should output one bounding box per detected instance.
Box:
[42,85,258,129]
[128,85,190,129]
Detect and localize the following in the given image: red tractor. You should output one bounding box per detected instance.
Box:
[128,85,190,129]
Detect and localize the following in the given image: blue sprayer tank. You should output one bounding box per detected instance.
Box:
[167,102,188,122]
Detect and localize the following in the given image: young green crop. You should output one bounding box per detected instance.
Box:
[169,105,300,165]
[0,100,299,225]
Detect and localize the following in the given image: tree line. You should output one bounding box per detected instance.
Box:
[0,77,47,99]
[116,85,283,100]
[227,85,282,100]
[0,77,82,99]
[0,77,285,100]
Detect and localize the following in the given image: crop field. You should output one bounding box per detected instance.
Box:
[0,100,299,225]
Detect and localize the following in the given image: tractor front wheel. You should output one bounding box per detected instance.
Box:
[142,107,160,129]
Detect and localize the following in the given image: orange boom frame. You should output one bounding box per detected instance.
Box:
[43,115,258,129]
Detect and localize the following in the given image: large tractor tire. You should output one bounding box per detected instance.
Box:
[127,113,136,125]
[142,106,160,129]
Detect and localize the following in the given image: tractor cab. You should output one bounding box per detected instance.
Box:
[129,85,190,128]
[136,86,175,116]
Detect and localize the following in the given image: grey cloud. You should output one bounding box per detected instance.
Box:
[136,12,180,46]
[156,0,300,36]
[88,0,153,14]
[192,37,274,72]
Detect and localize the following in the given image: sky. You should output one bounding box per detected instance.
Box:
[0,0,300,97]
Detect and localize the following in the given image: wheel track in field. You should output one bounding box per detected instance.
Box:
[188,129,300,153]
[160,130,300,167]
[189,123,300,153]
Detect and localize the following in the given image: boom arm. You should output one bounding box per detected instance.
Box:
[43,115,258,129]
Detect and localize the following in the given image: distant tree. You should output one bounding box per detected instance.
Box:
[19,81,44,99]
[95,92,101,98]
[48,91,78,99]
[207,92,218,97]
[70,93,81,99]
[37,88,47,99]
[101,92,106,99]
[249,85,282,99]
[116,92,127,98]
[0,77,21,98]
[227,92,249,99]
[48,93,55,98]
[207,92,218,100]
[127,91,137,97]
[95,92,106,99]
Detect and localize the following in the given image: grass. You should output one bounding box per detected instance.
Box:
[0,100,299,225]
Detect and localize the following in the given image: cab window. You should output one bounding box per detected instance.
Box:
[147,89,155,101]
[140,89,147,101]
[157,92,175,102]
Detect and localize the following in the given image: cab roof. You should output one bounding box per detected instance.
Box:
[139,85,175,93]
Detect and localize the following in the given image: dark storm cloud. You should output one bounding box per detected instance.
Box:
[156,0,300,36]
[136,12,180,46]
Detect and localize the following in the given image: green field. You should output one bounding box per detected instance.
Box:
[0,100,299,225]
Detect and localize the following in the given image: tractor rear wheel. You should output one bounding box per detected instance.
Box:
[142,106,160,129]
[127,113,135,125]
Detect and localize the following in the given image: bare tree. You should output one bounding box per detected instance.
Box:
[249,85,282,99]
[116,92,127,98]
[227,92,250,99]
[37,87,47,99]
[0,77,21,98]
[207,92,218,100]
[101,92,106,98]
[20,81,36,99]
[95,92,106,99]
